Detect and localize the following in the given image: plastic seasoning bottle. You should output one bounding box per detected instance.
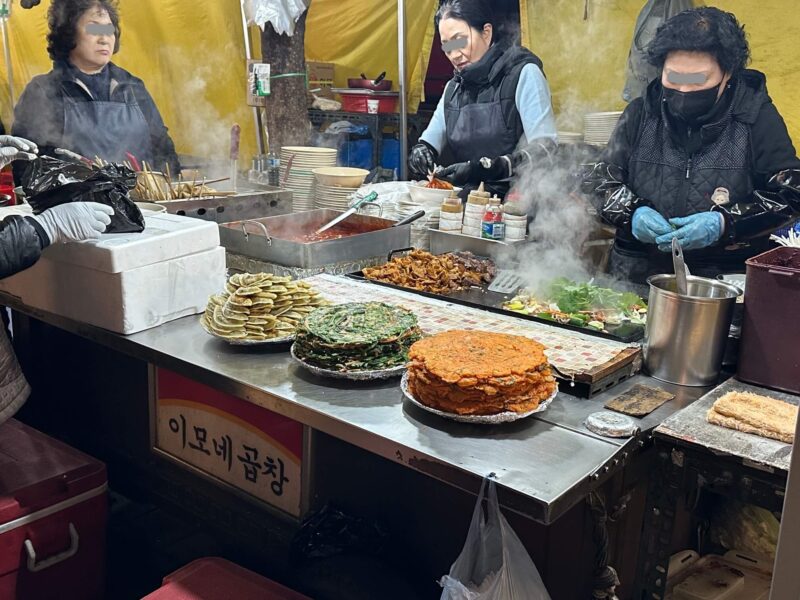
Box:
[481,196,505,240]
[440,190,463,232]
[463,182,491,237]
[266,149,280,187]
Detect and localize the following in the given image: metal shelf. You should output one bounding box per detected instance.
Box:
[307,109,433,169]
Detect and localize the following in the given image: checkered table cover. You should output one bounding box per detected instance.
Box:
[309,274,639,376]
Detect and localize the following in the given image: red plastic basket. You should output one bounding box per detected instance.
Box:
[340,93,398,114]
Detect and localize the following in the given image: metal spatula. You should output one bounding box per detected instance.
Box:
[488,270,524,295]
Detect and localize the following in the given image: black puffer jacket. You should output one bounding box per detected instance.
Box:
[584,69,800,277]
[0,216,49,279]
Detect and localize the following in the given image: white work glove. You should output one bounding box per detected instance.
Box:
[0,135,38,169]
[32,202,114,245]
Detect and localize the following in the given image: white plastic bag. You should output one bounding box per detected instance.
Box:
[244,0,309,36]
[440,478,551,600]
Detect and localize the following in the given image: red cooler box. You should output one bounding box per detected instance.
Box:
[142,558,310,600]
[0,419,108,600]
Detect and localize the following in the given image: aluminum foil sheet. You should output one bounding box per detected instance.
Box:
[400,372,558,424]
[200,319,295,346]
[226,252,387,280]
[290,344,407,380]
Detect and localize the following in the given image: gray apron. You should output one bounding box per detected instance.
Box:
[445,93,518,198]
[62,85,153,165]
[445,93,519,165]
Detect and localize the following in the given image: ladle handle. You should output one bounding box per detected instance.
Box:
[672,238,689,295]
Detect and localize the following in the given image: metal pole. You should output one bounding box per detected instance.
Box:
[240,1,265,156]
[1,7,15,106]
[770,413,800,599]
[397,0,408,180]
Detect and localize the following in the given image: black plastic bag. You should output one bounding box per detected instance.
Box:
[20,156,144,233]
[290,504,387,564]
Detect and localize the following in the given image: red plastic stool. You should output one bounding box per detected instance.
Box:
[141,558,310,600]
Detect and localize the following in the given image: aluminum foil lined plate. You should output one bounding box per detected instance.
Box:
[400,372,558,424]
[290,344,407,380]
[200,319,294,346]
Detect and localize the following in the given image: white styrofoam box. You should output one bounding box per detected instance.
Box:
[42,212,220,273]
[0,246,226,335]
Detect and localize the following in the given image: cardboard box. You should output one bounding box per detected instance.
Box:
[306,61,335,84]
[306,61,335,99]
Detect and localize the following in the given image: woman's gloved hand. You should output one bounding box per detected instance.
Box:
[437,156,511,186]
[0,135,38,169]
[31,202,114,245]
[408,141,438,180]
[631,206,672,244]
[655,212,724,252]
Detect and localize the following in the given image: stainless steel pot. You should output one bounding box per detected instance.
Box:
[644,274,741,386]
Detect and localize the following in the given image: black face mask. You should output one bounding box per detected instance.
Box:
[664,83,722,124]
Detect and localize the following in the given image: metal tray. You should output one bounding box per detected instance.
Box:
[401,372,558,424]
[219,209,411,268]
[158,182,293,223]
[428,228,526,257]
[290,345,407,380]
[346,270,645,343]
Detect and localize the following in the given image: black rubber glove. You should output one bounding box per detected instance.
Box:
[408,141,438,180]
[438,156,512,186]
[581,162,649,230]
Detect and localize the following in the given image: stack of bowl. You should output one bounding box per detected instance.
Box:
[403,183,459,248]
[280,146,338,212]
[312,167,369,211]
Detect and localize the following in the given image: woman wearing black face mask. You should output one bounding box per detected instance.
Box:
[583,6,800,284]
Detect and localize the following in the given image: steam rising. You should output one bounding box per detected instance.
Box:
[493,154,595,294]
[162,45,250,179]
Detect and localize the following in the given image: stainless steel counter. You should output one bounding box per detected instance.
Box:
[3,294,707,524]
[656,377,798,472]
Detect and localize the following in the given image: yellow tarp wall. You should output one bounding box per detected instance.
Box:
[305,0,438,113]
[521,0,800,145]
[0,1,261,162]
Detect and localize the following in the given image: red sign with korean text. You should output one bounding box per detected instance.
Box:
[155,368,303,517]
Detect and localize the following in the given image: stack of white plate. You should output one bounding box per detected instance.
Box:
[279,146,338,212]
[397,193,440,250]
[557,131,584,145]
[583,111,624,146]
[314,183,358,211]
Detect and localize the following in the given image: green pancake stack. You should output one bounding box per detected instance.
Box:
[293,302,422,372]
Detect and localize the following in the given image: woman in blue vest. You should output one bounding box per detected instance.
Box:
[12,0,179,178]
[584,7,800,283]
[408,0,557,198]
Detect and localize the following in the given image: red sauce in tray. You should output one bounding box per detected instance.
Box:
[274,222,385,243]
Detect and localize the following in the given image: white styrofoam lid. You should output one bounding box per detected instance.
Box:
[674,564,745,600]
[41,212,220,273]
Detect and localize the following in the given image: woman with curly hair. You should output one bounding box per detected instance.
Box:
[584,6,800,282]
[12,0,179,175]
